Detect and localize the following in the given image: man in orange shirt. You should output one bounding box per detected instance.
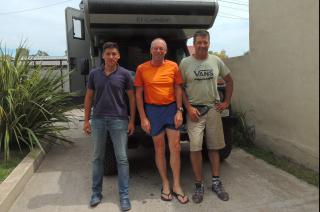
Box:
[135,38,189,204]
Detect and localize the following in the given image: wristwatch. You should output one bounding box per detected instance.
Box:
[177,107,184,112]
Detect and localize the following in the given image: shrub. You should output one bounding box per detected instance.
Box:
[231,106,255,147]
[0,45,74,162]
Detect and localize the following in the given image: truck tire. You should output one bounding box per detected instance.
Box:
[201,127,232,162]
[104,134,117,175]
[219,126,232,162]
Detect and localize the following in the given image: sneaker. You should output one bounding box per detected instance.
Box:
[212,181,229,201]
[120,198,131,211]
[89,193,102,207]
[192,182,204,203]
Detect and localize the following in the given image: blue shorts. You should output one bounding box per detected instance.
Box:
[145,102,178,136]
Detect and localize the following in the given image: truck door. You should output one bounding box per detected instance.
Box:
[65,7,90,95]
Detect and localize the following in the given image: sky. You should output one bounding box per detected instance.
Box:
[0,0,249,57]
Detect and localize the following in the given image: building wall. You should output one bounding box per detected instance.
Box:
[27,56,70,93]
[226,0,319,171]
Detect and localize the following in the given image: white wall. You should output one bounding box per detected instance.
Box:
[226,0,319,171]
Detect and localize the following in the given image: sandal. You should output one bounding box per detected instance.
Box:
[161,188,173,201]
[172,191,189,204]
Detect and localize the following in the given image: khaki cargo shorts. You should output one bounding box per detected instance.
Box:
[187,107,225,151]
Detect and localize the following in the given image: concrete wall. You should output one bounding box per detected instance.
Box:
[225,0,319,171]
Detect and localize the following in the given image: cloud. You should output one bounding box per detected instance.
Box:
[1,0,249,57]
[1,0,79,55]
[210,16,249,57]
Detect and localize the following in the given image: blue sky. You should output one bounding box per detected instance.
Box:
[0,0,249,57]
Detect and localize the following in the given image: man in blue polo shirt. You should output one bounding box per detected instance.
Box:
[83,42,135,211]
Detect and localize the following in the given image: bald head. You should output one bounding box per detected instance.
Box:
[150,38,167,50]
[150,38,167,64]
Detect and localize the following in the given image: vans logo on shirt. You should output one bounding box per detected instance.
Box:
[193,69,215,80]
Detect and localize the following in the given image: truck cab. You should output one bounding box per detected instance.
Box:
[65,0,235,175]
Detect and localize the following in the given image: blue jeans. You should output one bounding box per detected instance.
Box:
[91,117,129,199]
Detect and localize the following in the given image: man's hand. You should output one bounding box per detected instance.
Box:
[128,121,135,135]
[174,111,183,129]
[215,101,229,112]
[187,106,200,122]
[141,117,151,134]
[83,121,91,135]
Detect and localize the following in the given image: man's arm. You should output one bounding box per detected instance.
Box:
[126,89,136,135]
[182,88,191,111]
[174,84,183,128]
[175,84,183,109]
[223,74,233,105]
[216,74,233,111]
[135,86,151,134]
[182,87,200,122]
[83,89,94,135]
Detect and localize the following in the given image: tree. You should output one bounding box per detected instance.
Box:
[35,50,49,56]
[243,51,249,56]
[209,50,229,60]
[16,47,29,57]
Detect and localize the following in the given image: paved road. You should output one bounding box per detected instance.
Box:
[9,115,319,212]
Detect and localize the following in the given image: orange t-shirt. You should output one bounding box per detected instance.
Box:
[134,60,183,105]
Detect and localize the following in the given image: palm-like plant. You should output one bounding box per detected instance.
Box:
[231,108,255,147]
[0,46,74,162]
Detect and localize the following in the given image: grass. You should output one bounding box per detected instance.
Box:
[0,150,28,183]
[241,145,319,187]
[230,106,319,187]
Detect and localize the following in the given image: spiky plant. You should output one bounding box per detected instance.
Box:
[231,106,255,147]
[0,45,74,162]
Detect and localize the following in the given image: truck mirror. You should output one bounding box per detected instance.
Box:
[78,58,89,75]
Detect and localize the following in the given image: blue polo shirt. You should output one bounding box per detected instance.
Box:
[87,65,134,119]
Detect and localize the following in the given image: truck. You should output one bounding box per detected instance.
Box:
[65,0,236,175]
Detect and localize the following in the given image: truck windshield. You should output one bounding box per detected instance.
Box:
[117,41,187,72]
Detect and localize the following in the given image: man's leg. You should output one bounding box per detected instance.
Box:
[108,119,131,210]
[187,115,206,203]
[208,150,220,177]
[208,149,229,201]
[90,118,107,206]
[190,151,205,204]
[187,115,206,182]
[206,109,229,201]
[152,131,172,195]
[190,151,203,182]
[166,128,188,203]
[206,109,224,177]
